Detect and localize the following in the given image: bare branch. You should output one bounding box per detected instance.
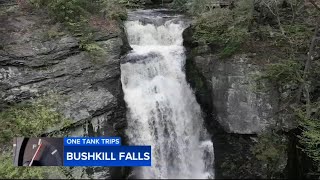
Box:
[308,0,320,11]
[296,16,320,104]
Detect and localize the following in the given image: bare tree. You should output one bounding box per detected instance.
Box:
[260,0,286,34]
[296,0,320,118]
[287,0,305,23]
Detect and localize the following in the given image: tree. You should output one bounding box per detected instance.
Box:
[297,0,320,117]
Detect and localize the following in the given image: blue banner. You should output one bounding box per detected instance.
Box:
[63,146,151,166]
[64,137,121,146]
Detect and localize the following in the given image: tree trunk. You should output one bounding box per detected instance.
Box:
[296,14,320,117]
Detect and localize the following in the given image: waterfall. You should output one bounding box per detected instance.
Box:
[120,9,214,179]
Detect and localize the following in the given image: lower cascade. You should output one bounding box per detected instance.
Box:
[120,9,215,179]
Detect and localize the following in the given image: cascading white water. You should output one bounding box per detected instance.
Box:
[121,9,214,179]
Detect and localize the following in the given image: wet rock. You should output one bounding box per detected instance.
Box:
[127,9,185,27]
[150,0,173,4]
[121,51,163,64]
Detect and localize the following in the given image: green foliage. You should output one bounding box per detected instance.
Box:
[255,3,320,173]
[0,93,72,179]
[119,0,142,9]
[171,0,190,12]
[258,23,314,55]
[193,0,253,58]
[101,0,128,20]
[0,152,68,179]
[282,24,314,52]
[262,59,302,88]
[47,29,65,39]
[0,94,71,144]
[0,4,19,16]
[43,26,65,40]
[193,8,233,44]
[28,0,50,8]
[80,42,105,61]
[258,35,320,176]
[0,153,45,179]
[65,18,89,36]
[29,0,127,22]
[189,0,314,59]
[251,132,287,177]
[28,0,126,56]
[80,42,104,53]
[76,27,106,58]
[186,0,319,175]
[219,41,241,58]
[176,0,221,15]
[296,104,320,163]
[44,0,88,23]
[251,0,315,55]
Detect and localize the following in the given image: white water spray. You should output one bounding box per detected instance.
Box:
[121,9,214,179]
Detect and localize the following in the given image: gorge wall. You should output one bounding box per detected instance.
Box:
[0,5,130,178]
[183,26,297,179]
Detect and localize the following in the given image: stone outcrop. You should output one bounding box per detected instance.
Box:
[193,53,280,134]
[183,26,292,179]
[0,6,130,179]
[183,26,284,135]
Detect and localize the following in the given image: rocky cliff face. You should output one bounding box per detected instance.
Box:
[183,26,294,179]
[193,53,280,134]
[0,6,130,179]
